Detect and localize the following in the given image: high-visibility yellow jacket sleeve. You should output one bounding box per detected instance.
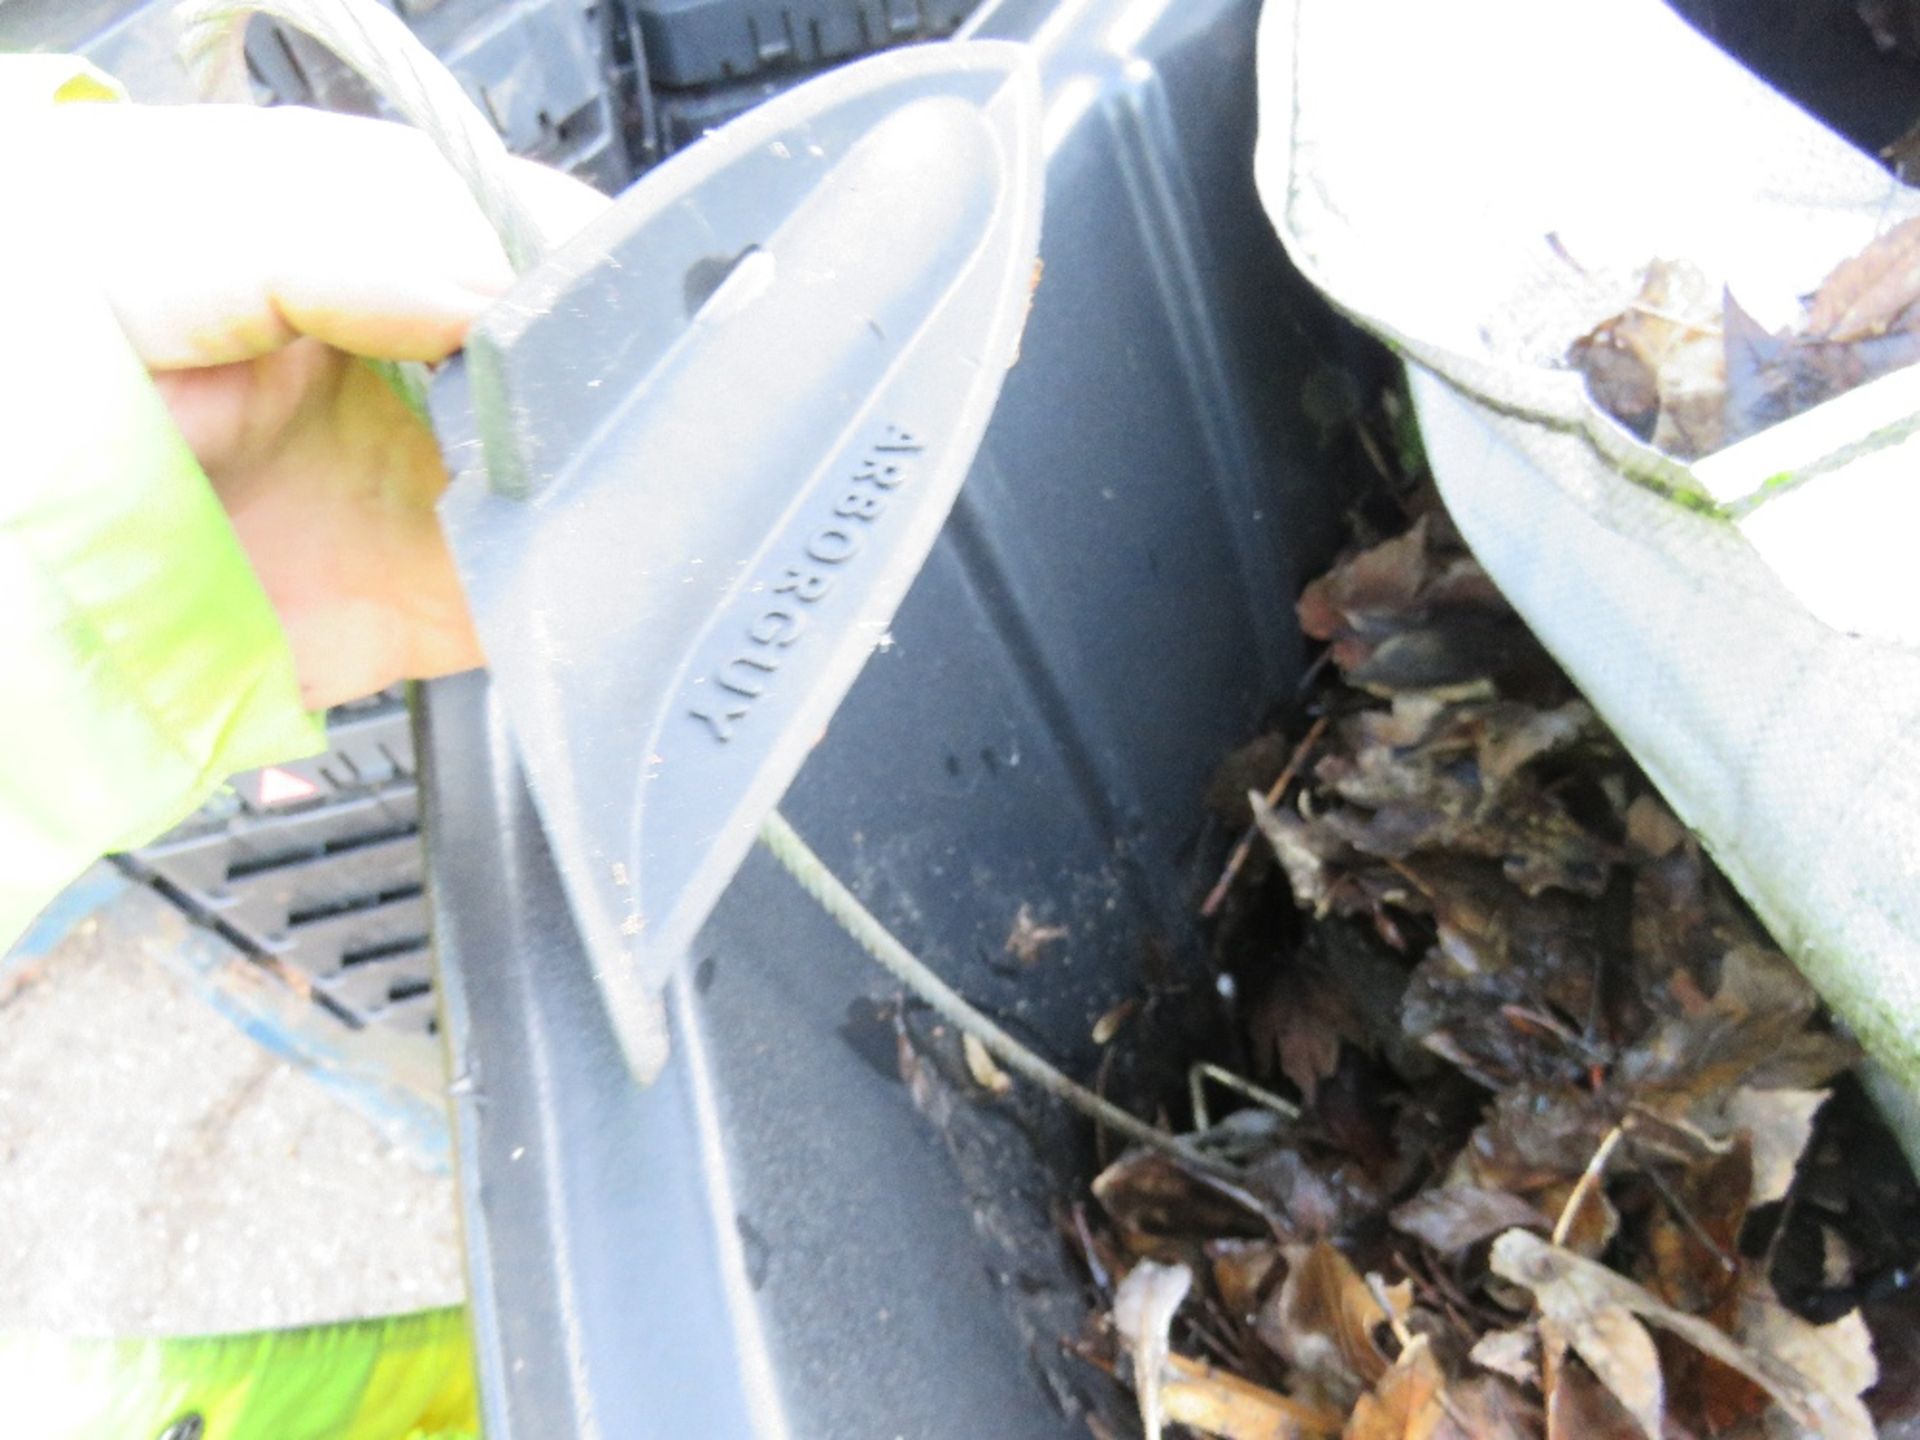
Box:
[0,57,479,1440]
[0,56,325,949]
[0,1307,478,1440]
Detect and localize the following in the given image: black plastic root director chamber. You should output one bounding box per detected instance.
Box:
[419,0,1379,1434]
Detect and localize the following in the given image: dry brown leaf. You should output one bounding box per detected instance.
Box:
[1257,1242,1394,1408]
[1624,794,1687,858]
[1621,948,1857,1116]
[1313,701,1618,899]
[1861,1288,1920,1434]
[1209,1239,1283,1319]
[1296,517,1542,694]
[1543,1174,1621,1260]
[1571,234,1920,459]
[1577,230,1920,455]
[1348,1341,1538,1440]
[1738,1276,1876,1440]
[1580,1310,1664,1440]
[1248,953,1375,1105]
[1649,328,1727,457]
[1664,1339,1771,1440]
[1726,282,1920,448]
[1086,465,1916,1440]
[1343,1336,1448,1440]
[1162,1352,1344,1440]
[1241,1143,1381,1244]
[1545,1348,1652,1440]
[1472,701,1596,791]
[1446,1378,1539,1440]
[1456,1082,1614,1199]
[1390,1186,1550,1254]
[1297,521,1432,651]
[1492,1234,1663,1440]
[1493,1230,1840,1435]
[1570,260,1725,458]
[1724,1086,1827,1208]
[1251,791,1342,917]
[1003,902,1069,966]
[1805,215,1920,343]
[1113,1260,1193,1440]
[1642,1142,1748,1328]
[1720,293,1830,447]
[1371,1275,1413,1333]
[1470,1326,1539,1386]
[961,1033,1012,1097]
[1092,998,1138,1046]
[1094,1147,1271,1244]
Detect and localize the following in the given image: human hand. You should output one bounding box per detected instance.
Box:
[33,100,607,710]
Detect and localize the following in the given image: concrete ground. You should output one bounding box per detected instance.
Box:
[0,894,462,1336]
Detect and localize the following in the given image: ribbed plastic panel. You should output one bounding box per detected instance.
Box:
[628,0,977,87]
[121,697,432,1032]
[0,0,632,189]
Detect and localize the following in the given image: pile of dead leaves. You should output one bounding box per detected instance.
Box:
[1570,216,1920,458]
[1075,502,1920,1440]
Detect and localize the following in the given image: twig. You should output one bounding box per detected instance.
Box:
[1760,1154,1805,1282]
[1061,1335,1118,1379]
[759,811,1237,1180]
[1368,1280,1484,1440]
[1413,1263,1481,1341]
[1188,1062,1302,1132]
[1293,650,1334,698]
[1094,1043,1121,1174]
[1366,1274,1415,1351]
[1545,230,1590,278]
[1622,300,1719,336]
[1200,716,1330,918]
[1185,1300,1247,1371]
[1553,1122,1627,1246]
[1641,1154,1739,1276]
[1499,1003,1610,1066]
[1073,1202,1112,1293]
[1354,418,1397,488]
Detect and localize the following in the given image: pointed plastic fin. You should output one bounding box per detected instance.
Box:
[433,40,1044,1081]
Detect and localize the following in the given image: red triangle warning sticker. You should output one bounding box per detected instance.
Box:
[255,766,322,807]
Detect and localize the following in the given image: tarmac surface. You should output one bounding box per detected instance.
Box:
[0,898,462,1335]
